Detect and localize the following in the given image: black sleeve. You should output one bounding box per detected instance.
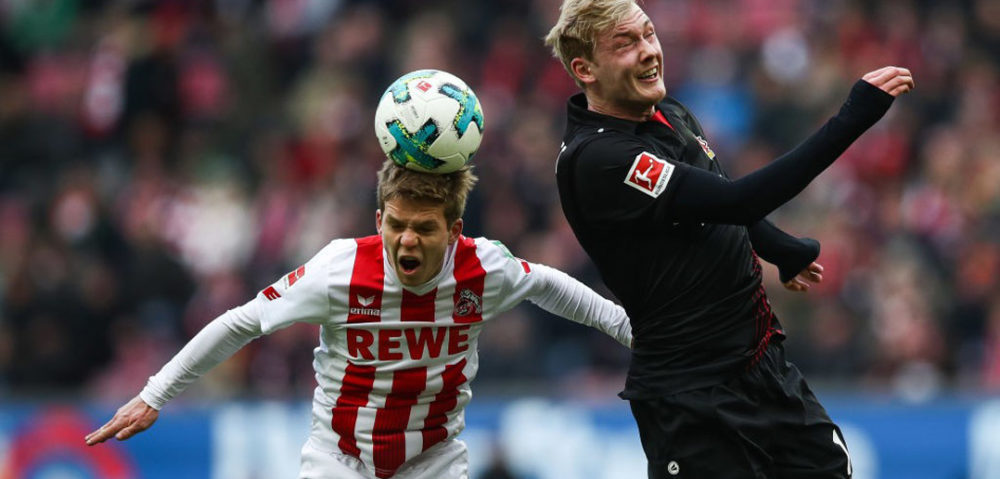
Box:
[748,219,820,283]
[662,80,894,224]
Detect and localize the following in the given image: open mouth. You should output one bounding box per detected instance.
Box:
[399,256,421,274]
[638,66,659,81]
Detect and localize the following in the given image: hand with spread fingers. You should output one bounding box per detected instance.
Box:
[782,262,824,293]
[85,395,159,446]
[862,66,915,97]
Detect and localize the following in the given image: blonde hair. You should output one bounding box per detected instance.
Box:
[544,0,638,86]
[376,160,478,225]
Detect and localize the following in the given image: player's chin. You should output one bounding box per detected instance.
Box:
[638,81,666,103]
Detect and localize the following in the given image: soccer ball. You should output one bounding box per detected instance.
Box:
[374,69,484,174]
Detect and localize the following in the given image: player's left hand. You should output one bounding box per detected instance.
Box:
[782,262,823,292]
[85,395,159,445]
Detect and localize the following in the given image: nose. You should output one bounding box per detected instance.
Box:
[639,35,657,61]
[400,229,419,248]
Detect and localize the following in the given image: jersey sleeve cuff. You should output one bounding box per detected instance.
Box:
[841,79,895,126]
[139,380,168,411]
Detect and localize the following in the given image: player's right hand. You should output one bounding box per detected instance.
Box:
[85,395,159,445]
[862,66,914,97]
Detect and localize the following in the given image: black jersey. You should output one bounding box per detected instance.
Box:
[556,94,774,396]
[555,82,894,398]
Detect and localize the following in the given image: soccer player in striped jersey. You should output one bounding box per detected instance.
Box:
[85,159,633,479]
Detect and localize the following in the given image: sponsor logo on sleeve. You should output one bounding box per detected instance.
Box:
[284,265,305,288]
[624,152,674,198]
[262,286,281,301]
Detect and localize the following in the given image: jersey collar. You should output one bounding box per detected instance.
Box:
[567,93,666,134]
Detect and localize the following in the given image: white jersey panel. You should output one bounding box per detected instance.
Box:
[254,238,356,334]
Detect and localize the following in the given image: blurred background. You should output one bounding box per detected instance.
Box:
[1,0,999,478]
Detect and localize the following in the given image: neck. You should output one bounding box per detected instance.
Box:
[585,95,656,122]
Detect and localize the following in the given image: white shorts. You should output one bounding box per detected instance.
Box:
[298,438,469,479]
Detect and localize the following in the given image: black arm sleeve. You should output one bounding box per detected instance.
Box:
[748,219,820,283]
[661,80,894,225]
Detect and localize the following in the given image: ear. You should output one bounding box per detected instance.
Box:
[375,209,383,235]
[448,219,463,244]
[570,57,597,85]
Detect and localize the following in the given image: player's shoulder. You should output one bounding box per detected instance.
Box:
[319,237,363,255]
[468,237,533,275]
[308,237,372,266]
[660,96,693,117]
[661,96,705,136]
[471,236,513,257]
[569,130,652,171]
[467,237,514,264]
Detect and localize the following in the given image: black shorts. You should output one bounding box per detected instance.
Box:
[629,343,852,479]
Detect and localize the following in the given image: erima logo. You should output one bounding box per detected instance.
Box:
[350,294,380,316]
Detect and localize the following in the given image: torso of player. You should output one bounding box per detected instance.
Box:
[558,95,755,318]
[316,234,508,375]
[557,95,761,395]
[283,234,530,477]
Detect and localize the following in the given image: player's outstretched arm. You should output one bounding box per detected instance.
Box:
[659,66,911,226]
[83,305,266,448]
[85,395,159,445]
[524,263,633,347]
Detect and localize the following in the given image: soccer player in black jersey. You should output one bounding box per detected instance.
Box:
[544,1,913,478]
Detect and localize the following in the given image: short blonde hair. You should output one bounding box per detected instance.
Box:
[544,0,638,86]
[376,160,478,225]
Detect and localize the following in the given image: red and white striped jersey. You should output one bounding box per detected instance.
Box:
[141,234,631,478]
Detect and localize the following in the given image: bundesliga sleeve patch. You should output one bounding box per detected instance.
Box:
[624,152,674,198]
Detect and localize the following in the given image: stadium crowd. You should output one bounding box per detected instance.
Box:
[1,0,999,404]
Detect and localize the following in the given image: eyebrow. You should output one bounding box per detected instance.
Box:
[611,20,652,38]
[412,220,438,229]
[385,215,437,229]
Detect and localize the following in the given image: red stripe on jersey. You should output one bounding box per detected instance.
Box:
[651,109,676,131]
[372,367,428,478]
[401,288,437,322]
[349,236,384,324]
[421,358,468,450]
[452,236,485,324]
[519,259,531,274]
[331,362,376,458]
[747,250,779,367]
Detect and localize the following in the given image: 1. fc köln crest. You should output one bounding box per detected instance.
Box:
[624,152,674,198]
[455,288,482,317]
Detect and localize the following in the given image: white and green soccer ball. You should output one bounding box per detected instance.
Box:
[374,69,484,174]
